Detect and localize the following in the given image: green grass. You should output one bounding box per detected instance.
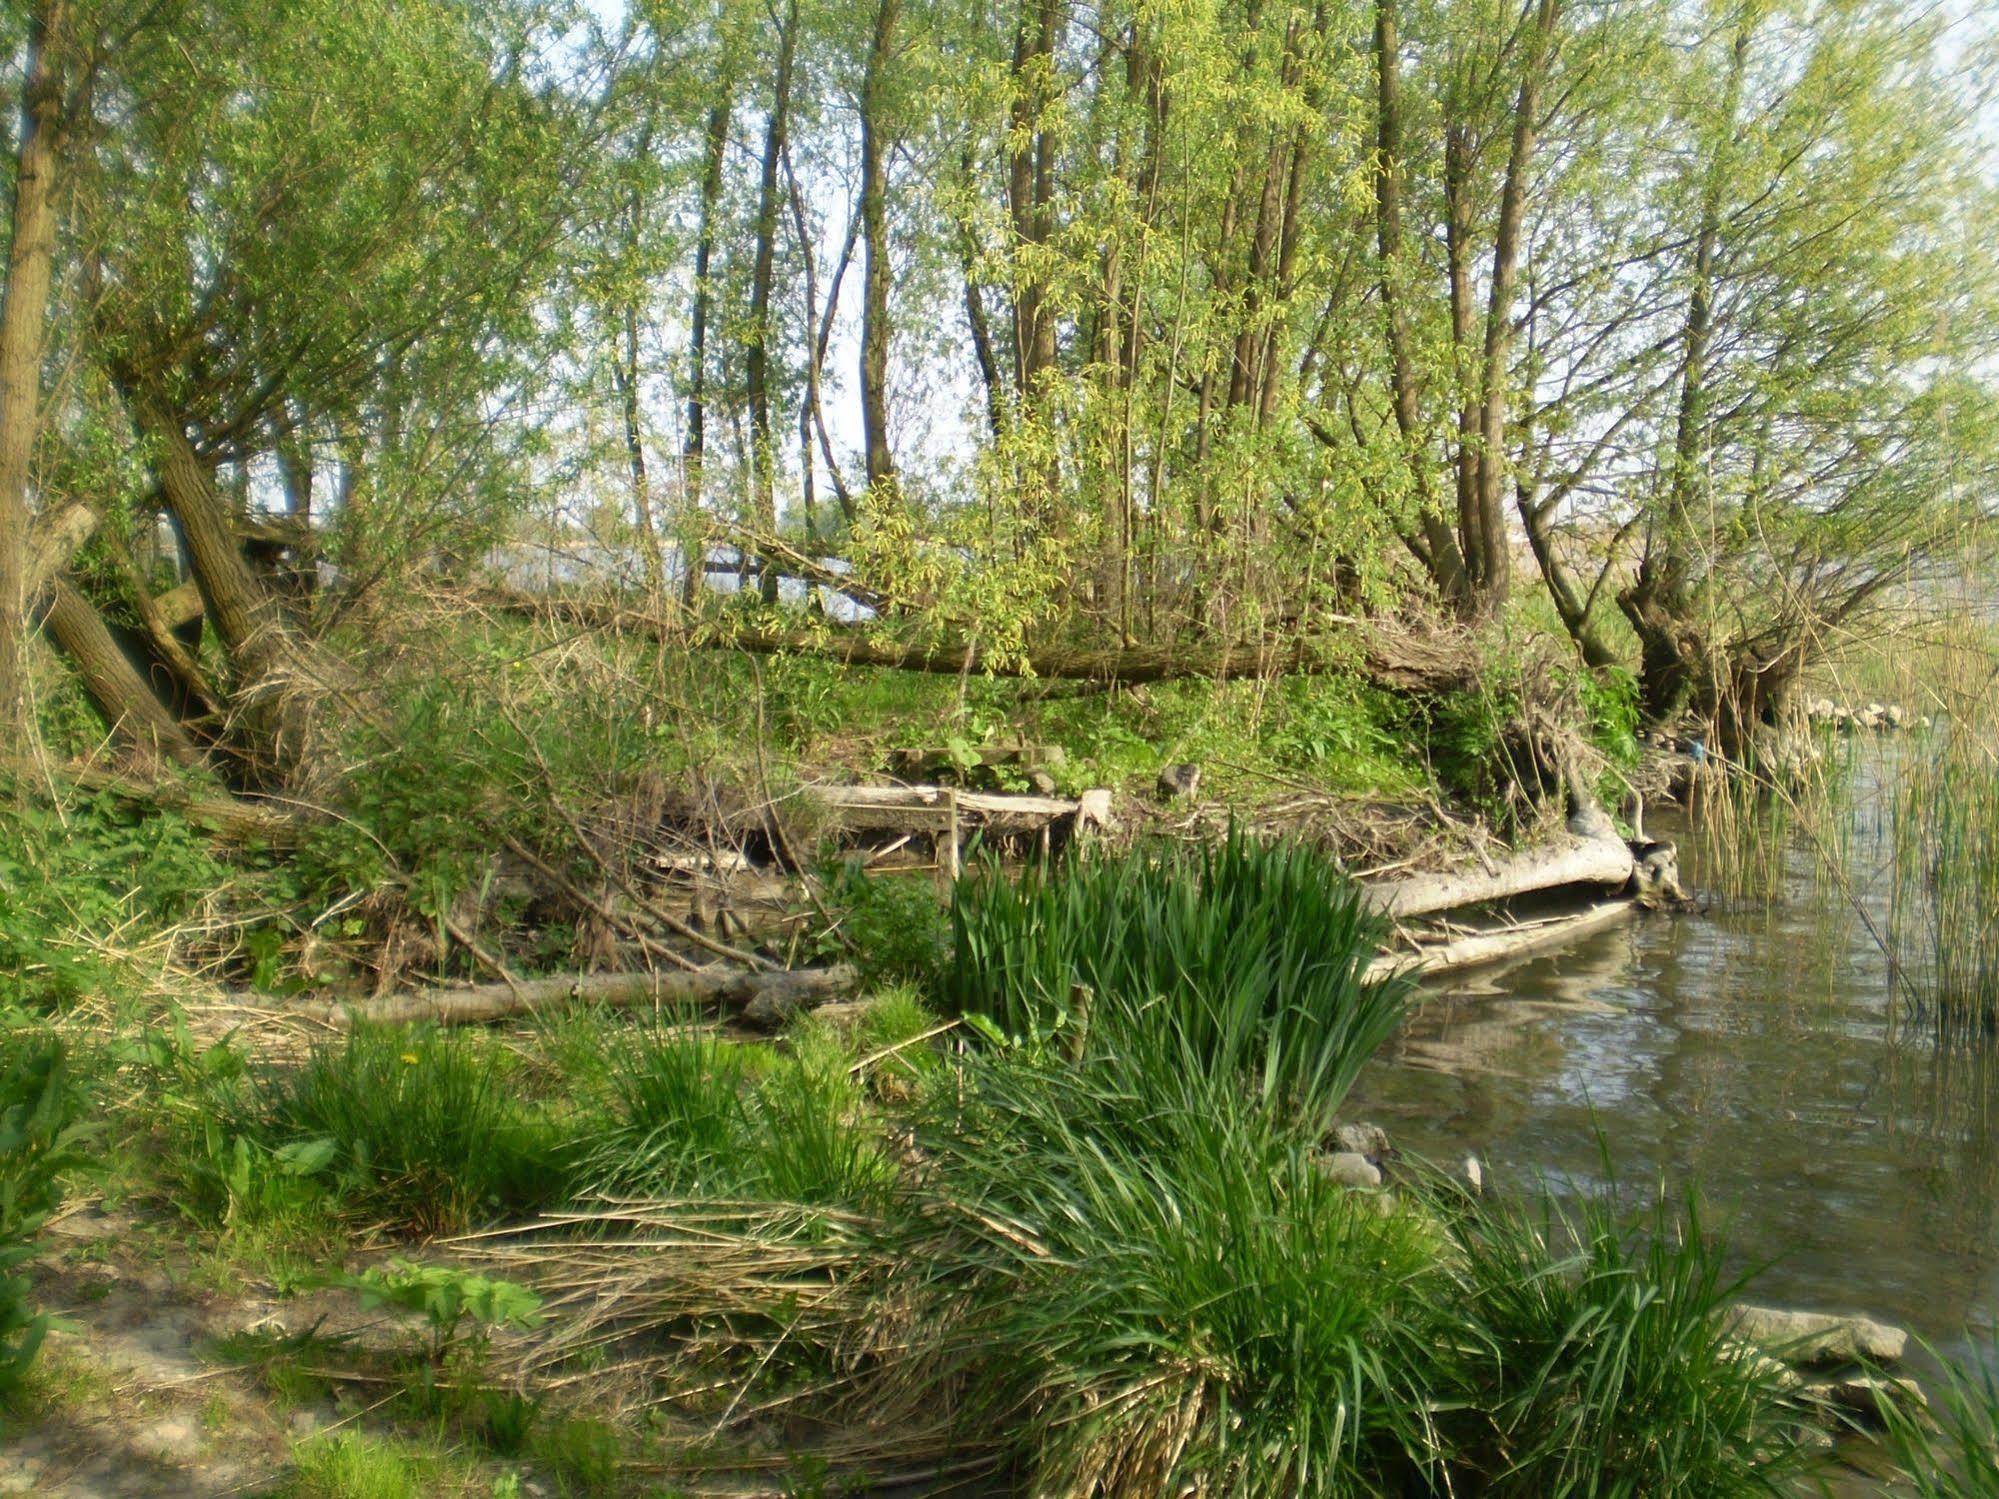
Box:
[945,832,1409,1138]
[1880,1341,1999,1498]
[276,1430,493,1499]
[1439,1180,1809,1495]
[576,1015,892,1209]
[248,1024,574,1235]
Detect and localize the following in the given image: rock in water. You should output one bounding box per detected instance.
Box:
[1724,1304,1909,1367]
[1316,1151,1383,1189]
[1332,1122,1390,1158]
[1798,1374,1929,1426]
[1156,761,1202,800]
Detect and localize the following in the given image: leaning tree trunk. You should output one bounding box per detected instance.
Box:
[135,391,308,786]
[857,0,899,495]
[0,1,67,745]
[38,579,202,765]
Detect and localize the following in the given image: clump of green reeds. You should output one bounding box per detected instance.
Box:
[249,1023,573,1235]
[573,1016,893,1210]
[1440,1176,1808,1495]
[944,832,1407,1135]
[1893,705,1999,1039]
[872,1034,1812,1497]
[1879,1341,1999,1498]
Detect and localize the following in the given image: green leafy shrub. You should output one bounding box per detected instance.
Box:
[945,833,1408,1137]
[1576,663,1642,774]
[0,1036,97,1397]
[323,1258,543,1364]
[1267,678,1408,789]
[0,786,230,1007]
[820,864,949,988]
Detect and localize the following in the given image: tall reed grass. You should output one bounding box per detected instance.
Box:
[1880,1341,1999,1498]
[945,833,1408,1136]
[1893,700,1999,1038]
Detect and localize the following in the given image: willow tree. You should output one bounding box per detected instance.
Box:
[1609,0,1999,736]
[27,0,585,785]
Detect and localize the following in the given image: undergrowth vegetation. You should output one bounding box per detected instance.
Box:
[0,811,1944,1493]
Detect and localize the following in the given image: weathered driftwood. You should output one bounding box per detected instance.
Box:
[1360,834,1637,921]
[810,782,1084,828]
[295,964,858,1029]
[1369,900,1638,983]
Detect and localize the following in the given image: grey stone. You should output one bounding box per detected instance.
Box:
[1801,1374,1928,1427]
[1156,761,1201,799]
[1724,1304,1909,1367]
[1331,1122,1389,1158]
[1317,1151,1382,1189]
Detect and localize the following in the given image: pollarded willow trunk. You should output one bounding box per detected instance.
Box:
[135,392,310,786]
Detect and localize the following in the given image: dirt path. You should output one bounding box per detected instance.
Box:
[1,1204,313,1498]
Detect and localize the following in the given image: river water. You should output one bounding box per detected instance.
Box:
[1349,759,1999,1364]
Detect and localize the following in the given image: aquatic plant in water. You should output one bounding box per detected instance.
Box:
[1892,702,1999,1039]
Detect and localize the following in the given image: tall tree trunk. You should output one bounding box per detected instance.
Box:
[1468,0,1561,619]
[1620,22,1751,720]
[613,300,663,597]
[954,139,1006,441]
[789,153,858,524]
[0,0,67,746]
[1007,0,1064,523]
[746,0,800,606]
[1442,124,1487,614]
[858,0,899,494]
[1374,0,1469,607]
[683,87,733,605]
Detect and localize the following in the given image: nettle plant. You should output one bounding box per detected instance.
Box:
[326,1259,544,1366]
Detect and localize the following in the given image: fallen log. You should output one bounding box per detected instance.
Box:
[1368,900,1639,983]
[480,591,1477,694]
[1360,834,1637,921]
[295,963,858,1029]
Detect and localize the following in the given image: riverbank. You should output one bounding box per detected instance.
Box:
[3,820,1986,1496]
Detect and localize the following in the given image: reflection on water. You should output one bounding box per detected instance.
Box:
[1350,766,1999,1359]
